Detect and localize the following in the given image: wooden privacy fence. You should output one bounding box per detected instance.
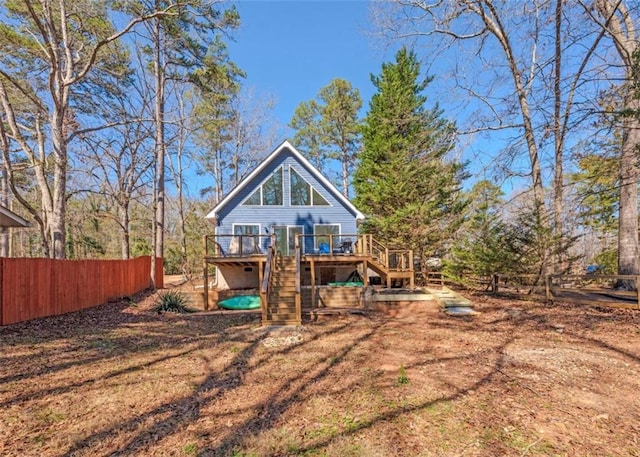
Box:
[0,256,163,325]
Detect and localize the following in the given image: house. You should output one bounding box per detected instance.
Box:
[204,140,414,325]
[0,204,30,228]
[206,139,365,256]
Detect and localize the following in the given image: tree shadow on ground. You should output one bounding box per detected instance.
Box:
[4,292,639,456]
[62,320,355,456]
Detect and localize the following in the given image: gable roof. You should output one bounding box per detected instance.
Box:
[0,204,30,228]
[206,140,365,221]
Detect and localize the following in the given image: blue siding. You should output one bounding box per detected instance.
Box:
[216,147,359,243]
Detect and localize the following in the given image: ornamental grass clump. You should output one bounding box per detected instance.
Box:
[154,290,194,314]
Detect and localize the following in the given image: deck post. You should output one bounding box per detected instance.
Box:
[408,250,414,288]
[203,236,209,311]
[258,258,264,313]
[545,274,552,302]
[311,258,316,309]
[295,236,301,318]
[636,276,640,310]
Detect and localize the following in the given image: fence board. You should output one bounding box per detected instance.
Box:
[0,256,161,325]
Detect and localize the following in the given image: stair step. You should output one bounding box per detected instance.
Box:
[264,318,302,326]
[429,288,473,309]
[267,298,296,305]
[268,302,296,309]
[270,289,296,295]
[270,285,296,292]
[268,306,296,312]
[266,312,300,321]
[268,298,296,305]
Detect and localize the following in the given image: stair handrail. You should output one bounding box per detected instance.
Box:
[388,249,414,272]
[369,236,389,269]
[295,234,301,294]
[261,234,277,296]
[367,236,414,273]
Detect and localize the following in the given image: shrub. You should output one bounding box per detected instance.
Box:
[153,290,193,314]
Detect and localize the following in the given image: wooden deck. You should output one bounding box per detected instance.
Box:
[203,234,415,325]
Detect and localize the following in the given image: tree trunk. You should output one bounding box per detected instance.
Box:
[553,0,564,273]
[120,202,130,259]
[51,108,68,259]
[617,96,640,279]
[0,170,8,257]
[342,149,349,198]
[152,15,166,287]
[594,0,640,284]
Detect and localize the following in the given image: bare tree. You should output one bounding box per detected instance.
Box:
[130,2,240,285]
[75,79,155,259]
[584,0,640,280]
[226,88,280,187]
[166,86,193,278]
[0,0,180,259]
[374,0,609,273]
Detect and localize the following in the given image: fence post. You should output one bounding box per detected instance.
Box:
[492,273,498,294]
[0,258,3,326]
[203,236,209,311]
[636,276,640,310]
[545,274,551,302]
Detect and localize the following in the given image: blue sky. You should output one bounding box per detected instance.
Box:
[229,0,393,136]
[223,1,524,194]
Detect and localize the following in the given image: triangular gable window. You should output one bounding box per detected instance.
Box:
[242,167,283,206]
[290,167,330,206]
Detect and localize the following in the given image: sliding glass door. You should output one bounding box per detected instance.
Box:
[273,225,303,256]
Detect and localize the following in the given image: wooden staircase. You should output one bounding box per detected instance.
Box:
[365,241,414,288]
[257,236,415,325]
[264,256,301,325]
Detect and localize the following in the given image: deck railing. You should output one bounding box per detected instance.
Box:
[205,232,413,274]
[205,234,273,257]
[296,233,361,256]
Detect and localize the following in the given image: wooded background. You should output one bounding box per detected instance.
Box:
[1,1,638,287]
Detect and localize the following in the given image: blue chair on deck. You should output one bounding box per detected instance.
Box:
[318,242,330,254]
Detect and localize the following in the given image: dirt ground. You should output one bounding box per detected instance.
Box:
[1,281,639,457]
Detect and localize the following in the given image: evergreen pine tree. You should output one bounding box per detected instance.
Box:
[444,181,515,281]
[353,47,467,267]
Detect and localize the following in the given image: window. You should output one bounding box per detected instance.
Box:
[244,190,261,206]
[314,224,340,250]
[290,168,310,205]
[233,224,259,235]
[263,167,283,205]
[241,167,283,206]
[231,224,260,255]
[312,188,329,206]
[290,167,330,206]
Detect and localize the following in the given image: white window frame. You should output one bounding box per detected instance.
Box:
[289,165,332,207]
[313,223,341,250]
[241,166,284,206]
[232,223,261,235]
[230,224,262,256]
